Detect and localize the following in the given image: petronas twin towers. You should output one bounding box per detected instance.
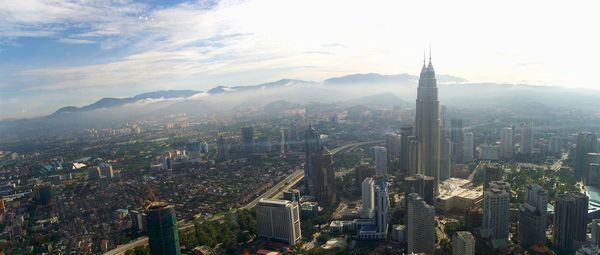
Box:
[415,56,441,190]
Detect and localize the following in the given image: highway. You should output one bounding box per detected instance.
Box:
[103,140,378,254]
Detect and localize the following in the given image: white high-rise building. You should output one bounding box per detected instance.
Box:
[483,181,510,248]
[256,198,301,245]
[407,193,435,254]
[362,177,375,216]
[463,132,474,162]
[453,231,475,255]
[373,146,388,176]
[385,133,401,161]
[500,126,514,158]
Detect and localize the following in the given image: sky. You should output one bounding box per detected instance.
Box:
[1,0,599,119]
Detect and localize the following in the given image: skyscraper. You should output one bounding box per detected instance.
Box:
[440,130,451,181]
[362,177,375,216]
[553,192,589,252]
[451,118,464,163]
[404,174,435,206]
[463,132,474,162]
[483,181,510,248]
[385,133,401,161]
[406,193,436,254]
[373,146,388,176]
[500,126,514,159]
[520,122,534,155]
[256,198,302,245]
[241,126,255,157]
[375,181,389,234]
[99,162,114,178]
[518,184,548,249]
[591,219,600,245]
[575,132,598,179]
[146,202,181,255]
[415,57,441,188]
[217,135,229,162]
[400,126,414,174]
[408,137,419,176]
[453,231,475,255]
[483,163,503,190]
[304,126,336,205]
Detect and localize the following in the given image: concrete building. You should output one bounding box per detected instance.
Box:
[453,231,475,255]
[500,127,514,158]
[463,132,474,162]
[256,198,301,245]
[575,132,598,179]
[553,192,589,252]
[591,219,600,245]
[483,181,511,248]
[216,135,229,162]
[400,126,414,174]
[405,174,435,205]
[576,244,600,255]
[520,122,534,155]
[99,162,114,178]
[304,126,336,205]
[406,193,435,254]
[415,57,441,188]
[147,202,181,255]
[130,210,146,233]
[451,118,464,163]
[88,166,101,180]
[435,178,483,212]
[283,189,301,203]
[361,177,375,217]
[241,126,255,157]
[385,133,401,161]
[356,180,389,240]
[408,137,419,176]
[440,130,452,181]
[373,146,388,176]
[483,163,503,190]
[518,184,548,249]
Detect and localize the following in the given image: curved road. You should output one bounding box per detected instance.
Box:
[104,140,380,255]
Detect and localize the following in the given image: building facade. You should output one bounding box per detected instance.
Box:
[256,198,302,245]
[147,203,181,255]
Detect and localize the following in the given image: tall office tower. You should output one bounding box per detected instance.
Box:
[453,231,475,255]
[450,119,464,163]
[362,177,375,216]
[549,136,563,154]
[162,156,172,171]
[99,162,114,178]
[400,126,414,173]
[404,174,435,205]
[241,126,255,156]
[591,219,600,245]
[553,192,589,251]
[146,202,181,255]
[575,132,598,178]
[35,183,53,205]
[280,128,286,157]
[406,193,436,254]
[440,130,451,181]
[304,126,336,205]
[483,163,503,190]
[483,181,510,247]
[463,132,474,162]
[415,57,441,188]
[201,141,209,154]
[385,133,401,161]
[500,127,514,159]
[216,135,229,162]
[520,122,534,155]
[130,210,146,233]
[518,184,548,249]
[373,146,388,176]
[355,162,375,187]
[256,198,302,245]
[408,138,419,176]
[88,166,101,180]
[375,181,389,234]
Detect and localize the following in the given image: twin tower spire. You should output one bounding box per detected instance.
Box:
[421,46,435,74]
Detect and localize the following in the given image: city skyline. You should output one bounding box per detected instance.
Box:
[2,0,600,119]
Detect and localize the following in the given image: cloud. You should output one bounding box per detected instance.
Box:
[57,38,96,44]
